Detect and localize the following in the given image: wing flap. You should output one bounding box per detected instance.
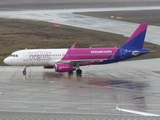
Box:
[58,58,107,64]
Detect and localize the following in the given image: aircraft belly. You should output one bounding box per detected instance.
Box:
[16,61,32,66]
[31,60,49,66]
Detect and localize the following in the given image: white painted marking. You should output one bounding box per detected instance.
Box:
[0,109,130,116]
[116,105,160,116]
[77,108,94,110]
[146,109,160,112]
[2,101,23,103]
[44,107,62,110]
[0,100,116,105]
[12,106,28,108]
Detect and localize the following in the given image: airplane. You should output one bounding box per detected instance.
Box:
[4,23,150,75]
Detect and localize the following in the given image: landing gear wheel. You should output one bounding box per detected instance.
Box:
[76,69,82,75]
[23,70,26,75]
[23,66,26,75]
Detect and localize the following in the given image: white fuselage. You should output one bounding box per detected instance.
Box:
[4,49,68,66]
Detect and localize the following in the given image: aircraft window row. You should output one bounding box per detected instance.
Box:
[30,54,64,57]
[50,53,112,57]
[10,54,18,57]
[51,54,63,56]
[66,53,112,56]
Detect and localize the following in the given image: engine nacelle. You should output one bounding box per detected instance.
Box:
[55,63,73,72]
[44,66,54,69]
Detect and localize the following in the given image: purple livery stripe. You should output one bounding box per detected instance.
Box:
[61,48,119,61]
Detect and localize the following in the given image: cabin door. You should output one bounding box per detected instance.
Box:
[23,51,28,61]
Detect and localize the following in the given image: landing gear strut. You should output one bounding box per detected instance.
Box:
[23,66,26,75]
[75,64,82,75]
[68,71,73,75]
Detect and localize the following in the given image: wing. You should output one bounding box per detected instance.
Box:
[58,58,105,64]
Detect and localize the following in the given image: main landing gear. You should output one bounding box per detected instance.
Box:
[76,69,82,78]
[76,69,82,75]
[67,68,82,77]
[75,64,82,75]
[68,69,82,76]
[23,66,26,75]
[68,71,74,76]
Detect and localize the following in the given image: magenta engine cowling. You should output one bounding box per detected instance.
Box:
[55,63,73,72]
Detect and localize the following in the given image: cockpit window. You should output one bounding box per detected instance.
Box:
[9,54,18,57]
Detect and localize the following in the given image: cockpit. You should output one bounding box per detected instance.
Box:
[9,54,18,57]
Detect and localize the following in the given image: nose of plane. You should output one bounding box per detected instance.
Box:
[3,57,10,65]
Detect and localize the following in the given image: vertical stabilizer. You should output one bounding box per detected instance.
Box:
[121,23,148,49]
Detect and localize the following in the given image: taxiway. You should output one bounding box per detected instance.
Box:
[0,58,160,119]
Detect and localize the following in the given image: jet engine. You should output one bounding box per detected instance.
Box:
[55,63,74,72]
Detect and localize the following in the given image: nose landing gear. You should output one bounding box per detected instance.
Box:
[23,66,26,75]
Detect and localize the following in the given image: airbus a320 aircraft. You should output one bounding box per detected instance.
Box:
[4,23,150,75]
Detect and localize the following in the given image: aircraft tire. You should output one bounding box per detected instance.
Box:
[23,71,26,75]
[76,69,82,75]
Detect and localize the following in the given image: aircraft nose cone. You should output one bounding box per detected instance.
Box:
[3,57,10,65]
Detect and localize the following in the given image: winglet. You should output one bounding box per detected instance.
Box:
[71,42,76,49]
[121,23,148,49]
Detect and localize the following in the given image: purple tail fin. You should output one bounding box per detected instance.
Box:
[121,23,148,49]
